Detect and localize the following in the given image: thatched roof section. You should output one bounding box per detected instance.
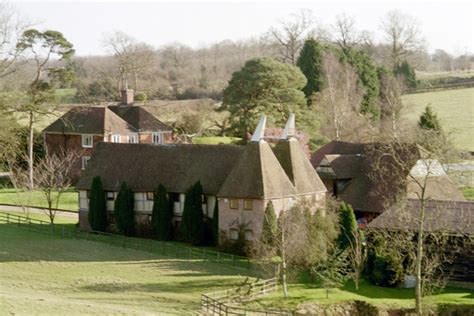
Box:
[218,141,297,199]
[273,139,326,194]
[109,105,172,132]
[76,143,244,195]
[368,199,474,236]
[43,107,135,135]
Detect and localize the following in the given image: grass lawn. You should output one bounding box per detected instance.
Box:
[0,224,252,315]
[0,188,78,211]
[462,187,474,201]
[192,136,242,145]
[247,281,474,310]
[401,88,474,151]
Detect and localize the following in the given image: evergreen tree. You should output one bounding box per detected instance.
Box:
[114,182,135,236]
[338,202,357,250]
[394,60,417,89]
[341,49,381,120]
[181,181,205,245]
[152,184,173,240]
[296,38,324,99]
[261,201,278,247]
[88,176,107,231]
[211,200,219,246]
[418,105,442,132]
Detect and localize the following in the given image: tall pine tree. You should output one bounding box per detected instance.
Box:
[297,38,324,99]
[114,182,135,236]
[88,176,107,231]
[181,181,205,245]
[152,184,173,240]
[338,202,357,250]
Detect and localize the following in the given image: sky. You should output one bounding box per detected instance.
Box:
[12,0,474,56]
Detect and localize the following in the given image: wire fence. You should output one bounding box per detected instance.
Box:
[0,211,253,270]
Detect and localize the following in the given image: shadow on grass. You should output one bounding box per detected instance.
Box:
[341,280,415,300]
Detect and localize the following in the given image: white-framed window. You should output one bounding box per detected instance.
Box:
[81,156,90,170]
[81,134,93,148]
[244,229,253,241]
[152,132,163,144]
[128,133,139,144]
[111,134,121,143]
[230,229,239,241]
[106,192,115,201]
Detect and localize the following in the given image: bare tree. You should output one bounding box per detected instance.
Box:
[267,9,315,65]
[379,71,405,139]
[332,14,360,51]
[346,227,367,290]
[0,2,31,78]
[381,10,426,68]
[35,149,78,223]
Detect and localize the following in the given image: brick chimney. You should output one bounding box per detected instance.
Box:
[120,88,134,106]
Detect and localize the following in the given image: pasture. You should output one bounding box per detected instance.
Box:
[0,188,78,211]
[401,87,474,151]
[0,223,250,315]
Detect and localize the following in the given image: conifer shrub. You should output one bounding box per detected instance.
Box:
[181,181,205,245]
[338,202,357,250]
[151,184,173,240]
[88,176,107,231]
[114,182,135,236]
[366,235,404,287]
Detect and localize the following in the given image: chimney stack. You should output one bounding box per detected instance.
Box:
[120,88,134,106]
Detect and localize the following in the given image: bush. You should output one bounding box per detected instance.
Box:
[88,176,107,231]
[180,181,205,245]
[366,236,404,287]
[134,92,147,102]
[114,182,135,236]
[151,184,173,240]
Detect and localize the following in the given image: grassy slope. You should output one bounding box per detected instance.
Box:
[401,88,474,151]
[0,225,250,315]
[192,136,241,145]
[0,188,78,211]
[248,282,474,310]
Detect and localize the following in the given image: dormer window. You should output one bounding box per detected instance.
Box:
[152,132,163,145]
[82,135,93,148]
[128,133,138,144]
[112,134,121,143]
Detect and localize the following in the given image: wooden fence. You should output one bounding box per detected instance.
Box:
[0,211,253,270]
[201,278,291,315]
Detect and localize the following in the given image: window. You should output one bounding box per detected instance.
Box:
[81,156,90,170]
[106,192,114,201]
[229,199,239,209]
[128,133,139,144]
[244,199,253,210]
[81,134,93,148]
[152,132,163,145]
[111,134,121,143]
[146,192,154,201]
[230,229,239,241]
[244,229,253,241]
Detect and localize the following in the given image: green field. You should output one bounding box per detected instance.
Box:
[401,88,474,151]
[247,282,474,310]
[0,224,251,315]
[192,136,242,145]
[462,187,474,201]
[0,188,78,211]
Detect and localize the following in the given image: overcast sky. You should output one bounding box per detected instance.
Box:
[13,0,474,56]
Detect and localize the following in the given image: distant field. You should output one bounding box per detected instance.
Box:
[0,188,78,211]
[401,87,474,151]
[192,136,241,145]
[0,224,250,315]
[462,187,474,201]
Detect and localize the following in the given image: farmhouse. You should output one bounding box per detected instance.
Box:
[311,141,466,221]
[42,88,173,178]
[76,115,326,242]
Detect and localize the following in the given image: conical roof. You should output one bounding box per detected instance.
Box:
[273,138,327,194]
[218,141,297,199]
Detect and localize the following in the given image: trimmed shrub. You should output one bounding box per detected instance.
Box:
[261,201,277,247]
[88,176,107,231]
[114,182,135,236]
[181,181,205,245]
[151,184,173,240]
